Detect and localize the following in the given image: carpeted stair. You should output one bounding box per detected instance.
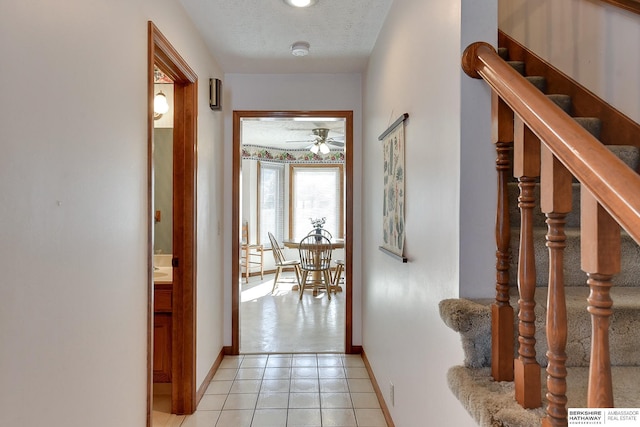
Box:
[440,46,640,426]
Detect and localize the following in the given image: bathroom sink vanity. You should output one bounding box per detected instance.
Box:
[153,257,173,383]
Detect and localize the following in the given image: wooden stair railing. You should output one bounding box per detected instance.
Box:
[491,95,515,382]
[513,117,542,409]
[462,42,640,425]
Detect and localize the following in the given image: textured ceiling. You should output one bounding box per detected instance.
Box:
[241,117,346,151]
[179,0,393,73]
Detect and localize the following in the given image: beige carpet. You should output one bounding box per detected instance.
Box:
[447,365,640,427]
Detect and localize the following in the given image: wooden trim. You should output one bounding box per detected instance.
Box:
[232,110,355,355]
[598,0,640,14]
[148,21,198,421]
[195,348,226,404]
[146,23,155,427]
[498,31,640,155]
[171,79,198,415]
[462,42,640,245]
[361,349,395,427]
[231,114,241,355]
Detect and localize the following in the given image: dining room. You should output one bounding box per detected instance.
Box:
[235,111,353,355]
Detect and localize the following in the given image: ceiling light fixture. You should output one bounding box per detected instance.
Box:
[310,141,330,155]
[291,41,310,57]
[284,0,317,7]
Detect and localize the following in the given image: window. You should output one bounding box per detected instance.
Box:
[258,162,285,248]
[290,165,344,241]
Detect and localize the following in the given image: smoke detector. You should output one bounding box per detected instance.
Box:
[291,41,310,57]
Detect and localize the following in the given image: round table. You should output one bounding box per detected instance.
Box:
[282,239,345,293]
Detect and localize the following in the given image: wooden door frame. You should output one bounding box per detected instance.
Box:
[231,110,356,355]
[147,21,198,423]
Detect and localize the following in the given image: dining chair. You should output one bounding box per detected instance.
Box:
[333,259,345,294]
[240,222,264,283]
[298,234,333,300]
[307,228,332,240]
[268,232,301,293]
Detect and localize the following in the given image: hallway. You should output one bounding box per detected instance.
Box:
[154,353,387,427]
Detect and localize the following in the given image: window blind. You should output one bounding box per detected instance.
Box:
[291,166,341,241]
[258,162,285,247]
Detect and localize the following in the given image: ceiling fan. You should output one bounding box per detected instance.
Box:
[288,128,345,154]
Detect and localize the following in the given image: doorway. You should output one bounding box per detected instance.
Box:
[147,21,198,424]
[231,110,355,355]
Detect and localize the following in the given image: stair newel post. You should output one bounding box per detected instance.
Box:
[492,93,515,382]
[540,146,572,427]
[581,188,620,408]
[513,117,542,409]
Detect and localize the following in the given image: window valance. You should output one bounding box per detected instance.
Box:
[242,144,344,164]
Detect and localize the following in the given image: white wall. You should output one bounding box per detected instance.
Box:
[0,1,224,425]
[361,0,495,424]
[499,0,640,123]
[223,73,363,346]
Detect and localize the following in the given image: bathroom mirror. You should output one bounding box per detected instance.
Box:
[153,72,174,255]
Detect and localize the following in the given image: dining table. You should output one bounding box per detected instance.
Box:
[282,238,345,293]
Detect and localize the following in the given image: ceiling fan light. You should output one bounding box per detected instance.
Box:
[310,144,319,154]
[319,142,330,154]
[154,91,169,114]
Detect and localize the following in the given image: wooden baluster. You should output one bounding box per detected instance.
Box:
[492,94,515,381]
[581,188,620,408]
[513,117,542,408]
[540,146,572,427]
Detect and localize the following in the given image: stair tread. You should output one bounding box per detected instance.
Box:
[525,75,546,92]
[573,116,602,138]
[448,365,640,427]
[546,94,572,112]
[508,60,525,75]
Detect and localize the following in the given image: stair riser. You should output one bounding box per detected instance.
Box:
[516,289,640,367]
[441,296,640,369]
[508,229,640,287]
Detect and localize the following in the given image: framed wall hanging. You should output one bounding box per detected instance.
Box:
[379,113,408,262]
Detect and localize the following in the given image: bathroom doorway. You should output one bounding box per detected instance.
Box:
[147,21,198,424]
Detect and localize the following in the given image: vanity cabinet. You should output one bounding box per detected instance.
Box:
[153,284,172,383]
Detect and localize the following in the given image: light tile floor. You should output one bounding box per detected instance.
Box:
[240,273,345,353]
[180,353,388,427]
[153,272,359,427]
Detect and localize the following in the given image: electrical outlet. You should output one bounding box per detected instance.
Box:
[390,382,395,406]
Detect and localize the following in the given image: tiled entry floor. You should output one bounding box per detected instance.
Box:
[180,353,388,427]
[240,273,345,354]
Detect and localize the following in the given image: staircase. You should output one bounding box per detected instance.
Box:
[442,36,640,426]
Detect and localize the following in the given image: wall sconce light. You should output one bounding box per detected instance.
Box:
[154,91,169,115]
[209,78,222,110]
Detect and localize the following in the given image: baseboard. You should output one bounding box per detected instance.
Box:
[223,345,234,355]
[361,348,395,427]
[195,348,226,404]
[349,345,363,354]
